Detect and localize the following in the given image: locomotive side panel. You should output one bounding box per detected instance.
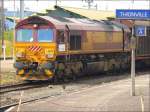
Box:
[82,31,124,53]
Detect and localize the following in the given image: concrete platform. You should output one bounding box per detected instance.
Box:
[10,74,149,112]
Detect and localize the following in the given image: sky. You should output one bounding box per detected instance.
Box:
[4,0,150,12]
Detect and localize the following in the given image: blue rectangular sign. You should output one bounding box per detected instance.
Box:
[116,9,150,20]
[135,26,147,37]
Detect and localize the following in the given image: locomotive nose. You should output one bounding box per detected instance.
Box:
[26,45,44,62]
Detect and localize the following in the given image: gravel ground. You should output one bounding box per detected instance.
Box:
[1,71,148,108]
[0,60,22,85]
[0,60,15,73]
[0,72,22,85]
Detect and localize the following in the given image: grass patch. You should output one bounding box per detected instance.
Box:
[0,30,14,57]
[1,30,14,41]
[0,72,22,85]
[0,40,13,57]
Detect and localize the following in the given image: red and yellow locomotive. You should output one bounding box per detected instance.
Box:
[14,16,133,81]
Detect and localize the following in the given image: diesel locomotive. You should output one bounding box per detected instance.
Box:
[14,16,149,81]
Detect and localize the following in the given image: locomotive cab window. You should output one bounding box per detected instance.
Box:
[70,35,81,50]
[16,29,33,42]
[37,28,53,42]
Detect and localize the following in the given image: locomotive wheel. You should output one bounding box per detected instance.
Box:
[52,75,59,84]
[71,69,77,81]
[62,76,69,83]
[59,70,69,83]
[52,69,59,84]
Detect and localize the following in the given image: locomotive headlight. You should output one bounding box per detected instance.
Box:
[45,49,54,59]
[16,48,25,58]
[16,52,25,58]
[46,54,54,58]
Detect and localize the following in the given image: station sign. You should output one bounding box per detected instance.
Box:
[116,9,150,20]
[135,26,147,37]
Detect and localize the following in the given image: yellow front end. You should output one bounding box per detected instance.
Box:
[14,42,56,80]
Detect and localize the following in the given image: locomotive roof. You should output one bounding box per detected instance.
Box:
[16,16,130,32]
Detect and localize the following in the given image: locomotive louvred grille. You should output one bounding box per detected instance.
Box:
[28,46,42,52]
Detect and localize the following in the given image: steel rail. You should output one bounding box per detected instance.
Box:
[0,82,50,94]
[0,83,28,89]
[0,94,54,111]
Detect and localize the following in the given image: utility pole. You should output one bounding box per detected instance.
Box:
[13,0,16,61]
[36,0,39,11]
[1,0,6,60]
[55,0,61,6]
[131,0,134,9]
[20,0,24,19]
[87,0,93,9]
[56,0,58,6]
[83,0,96,9]
[0,0,2,39]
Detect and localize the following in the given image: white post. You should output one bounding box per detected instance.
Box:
[131,46,135,96]
[131,26,136,96]
[2,45,6,61]
[13,0,16,62]
[1,0,6,61]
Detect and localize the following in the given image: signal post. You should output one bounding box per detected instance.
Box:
[116,9,149,96]
[131,26,136,96]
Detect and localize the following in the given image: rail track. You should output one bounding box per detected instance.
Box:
[0,81,52,111]
[0,67,149,111]
[0,94,55,111]
[0,81,50,94]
